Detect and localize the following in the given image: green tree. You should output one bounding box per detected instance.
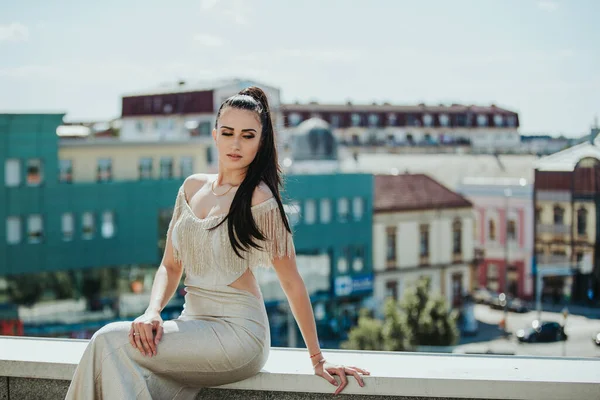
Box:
[7,274,44,307]
[342,276,459,350]
[341,308,384,351]
[400,276,459,347]
[381,297,411,351]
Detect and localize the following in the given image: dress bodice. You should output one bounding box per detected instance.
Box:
[169,185,295,286]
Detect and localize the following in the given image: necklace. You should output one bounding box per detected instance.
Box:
[211,179,238,197]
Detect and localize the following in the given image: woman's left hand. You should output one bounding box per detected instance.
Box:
[314,360,370,396]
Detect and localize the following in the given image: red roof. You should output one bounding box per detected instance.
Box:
[374,174,472,213]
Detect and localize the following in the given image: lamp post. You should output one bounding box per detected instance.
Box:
[502,188,512,334]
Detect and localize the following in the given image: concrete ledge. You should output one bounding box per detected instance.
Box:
[1,335,599,399]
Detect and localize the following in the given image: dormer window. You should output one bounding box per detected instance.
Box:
[423,114,434,127]
[477,114,488,127]
[439,114,450,127]
[494,114,504,127]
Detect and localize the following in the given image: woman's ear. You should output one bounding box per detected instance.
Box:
[212,128,217,142]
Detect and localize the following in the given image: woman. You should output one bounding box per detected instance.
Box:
[65,86,369,399]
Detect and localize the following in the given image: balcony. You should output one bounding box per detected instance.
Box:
[536,223,570,235]
[537,254,571,266]
[1,336,598,399]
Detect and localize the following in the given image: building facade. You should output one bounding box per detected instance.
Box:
[533,129,600,304]
[457,178,534,299]
[372,174,475,314]
[281,103,520,153]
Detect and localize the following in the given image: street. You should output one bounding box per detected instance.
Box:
[455,305,600,358]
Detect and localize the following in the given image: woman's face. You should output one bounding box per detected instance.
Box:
[212,107,262,172]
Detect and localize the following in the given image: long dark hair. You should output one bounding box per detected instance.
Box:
[210,86,291,258]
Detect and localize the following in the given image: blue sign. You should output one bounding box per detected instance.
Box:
[334,274,374,297]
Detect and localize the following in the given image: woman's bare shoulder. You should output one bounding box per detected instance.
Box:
[183,173,212,200]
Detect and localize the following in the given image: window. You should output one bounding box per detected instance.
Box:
[577,207,588,235]
[97,158,112,182]
[506,115,517,127]
[206,147,214,165]
[337,250,349,274]
[477,114,488,127]
[27,215,43,243]
[337,198,349,222]
[136,121,144,132]
[368,113,379,127]
[488,219,496,241]
[406,114,419,127]
[386,280,398,300]
[6,217,21,244]
[351,197,364,221]
[160,157,173,179]
[5,159,20,187]
[337,249,348,274]
[351,113,362,127]
[284,201,301,227]
[535,207,542,223]
[553,205,564,225]
[487,263,499,292]
[330,114,341,128]
[289,113,302,127]
[82,212,95,239]
[304,199,316,225]
[26,159,43,185]
[180,156,194,178]
[423,114,433,127]
[453,219,462,255]
[198,121,211,137]
[319,199,331,224]
[61,213,74,241]
[353,246,364,272]
[507,219,517,241]
[419,224,429,258]
[59,159,73,183]
[439,114,450,127]
[139,157,153,179]
[387,113,397,126]
[386,226,397,266]
[494,114,504,127]
[102,211,115,238]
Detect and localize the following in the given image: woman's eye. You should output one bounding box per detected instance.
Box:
[243,135,254,139]
[222,132,233,136]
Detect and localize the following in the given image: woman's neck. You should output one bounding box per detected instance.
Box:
[216,167,246,187]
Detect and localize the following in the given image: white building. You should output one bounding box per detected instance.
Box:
[282,103,521,154]
[119,78,282,155]
[372,173,475,314]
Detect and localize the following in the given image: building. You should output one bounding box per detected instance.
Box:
[372,174,475,314]
[457,177,534,299]
[282,102,520,153]
[533,126,600,304]
[120,78,282,142]
[1,113,374,347]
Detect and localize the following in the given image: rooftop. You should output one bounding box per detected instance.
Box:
[282,103,518,115]
[374,173,472,213]
[1,335,598,399]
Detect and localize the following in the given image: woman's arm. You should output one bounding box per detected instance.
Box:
[272,255,320,357]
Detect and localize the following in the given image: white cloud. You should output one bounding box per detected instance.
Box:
[537,1,559,12]
[0,23,29,42]
[193,33,226,47]
[200,0,249,26]
[200,0,220,10]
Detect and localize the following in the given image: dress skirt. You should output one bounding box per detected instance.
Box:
[64,284,271,400]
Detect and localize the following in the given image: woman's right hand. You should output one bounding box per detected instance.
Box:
[128,311,164,357]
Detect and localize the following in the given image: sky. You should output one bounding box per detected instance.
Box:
[1,0,599,137]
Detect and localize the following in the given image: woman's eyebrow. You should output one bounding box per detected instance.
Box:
[220,125,257,133]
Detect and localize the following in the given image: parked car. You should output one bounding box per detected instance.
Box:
[516,321,567,343]
[473,287,496,305]
[507,298,529,313]
[593,331,600,346]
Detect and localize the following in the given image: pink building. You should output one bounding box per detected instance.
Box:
[457,178,534,300]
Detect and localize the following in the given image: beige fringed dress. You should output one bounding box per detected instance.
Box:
[65,184,295,400]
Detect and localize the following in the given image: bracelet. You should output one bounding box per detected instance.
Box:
[312,358,326,370]
[309,351,322,359]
